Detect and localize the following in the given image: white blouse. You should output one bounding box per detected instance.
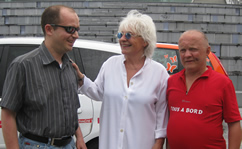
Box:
[79,55,169,149]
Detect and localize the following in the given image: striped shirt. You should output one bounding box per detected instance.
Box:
[0,42,80,138]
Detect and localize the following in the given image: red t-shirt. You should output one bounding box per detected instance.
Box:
[167,66,241,149]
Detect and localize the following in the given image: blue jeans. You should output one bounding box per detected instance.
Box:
[19,134,76,149]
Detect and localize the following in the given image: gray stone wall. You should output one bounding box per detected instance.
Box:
[0,1,242,106]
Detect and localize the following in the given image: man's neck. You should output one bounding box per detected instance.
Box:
[44,40,64,64]
[185,67,208,79]
[185,67,208,92]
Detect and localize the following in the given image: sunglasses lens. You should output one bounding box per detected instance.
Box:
[117,32,123,39]
[125,33,132,39]
[66,27,76,34]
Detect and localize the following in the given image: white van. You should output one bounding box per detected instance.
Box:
[0,37,121,149]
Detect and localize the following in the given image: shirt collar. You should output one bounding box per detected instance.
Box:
[39,42,70,66]
[180,66,212,80]
[121,55,150,67]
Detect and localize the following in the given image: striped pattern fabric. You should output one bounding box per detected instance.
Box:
[0,42,80,138]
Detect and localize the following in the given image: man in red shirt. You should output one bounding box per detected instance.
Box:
[166,29,242,149]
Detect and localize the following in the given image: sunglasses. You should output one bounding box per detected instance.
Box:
[117,32,135,40]
[50,24,80,34]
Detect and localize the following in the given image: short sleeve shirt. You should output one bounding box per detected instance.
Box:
[0,42,80,138]
[167,66,241,149]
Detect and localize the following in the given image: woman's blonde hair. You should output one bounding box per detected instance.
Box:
[118,10,157,58]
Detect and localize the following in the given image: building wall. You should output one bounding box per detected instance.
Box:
[0,1,242,105]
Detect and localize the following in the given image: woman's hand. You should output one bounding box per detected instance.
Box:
[70,59,84,86]
[152,138,164,149]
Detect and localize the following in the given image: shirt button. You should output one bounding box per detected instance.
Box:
[130,82,133,85]
[124,96,127,99]
[120,129,124,132]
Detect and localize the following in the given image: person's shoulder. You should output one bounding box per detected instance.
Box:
[150,58,162,66]
[149,58,166,70]
[170,70,183,78]
[209,68,228,79]
[167,71,183,84]
[105,54,122,62]
[13,47,40,64]
[101,55,123,66]
[108,54,122,60]
[209,69,231,83]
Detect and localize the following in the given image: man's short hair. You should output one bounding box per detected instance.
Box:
[41,5,75,35]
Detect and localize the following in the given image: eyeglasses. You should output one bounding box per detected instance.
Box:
[50,24,80,34]
[117,32,137,40]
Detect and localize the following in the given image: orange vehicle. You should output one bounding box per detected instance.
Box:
[153,43,228,76]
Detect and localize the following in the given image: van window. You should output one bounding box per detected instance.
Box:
[0,45,39,97]
[78,48,118,81]
[6,45,39,69]
[153,48,180,75]
[0,46,3,62]
[6,45,75,72]
[0,45,39,96]
[0,44,76,97]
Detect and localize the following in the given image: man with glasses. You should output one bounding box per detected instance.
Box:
[0,5,87,149]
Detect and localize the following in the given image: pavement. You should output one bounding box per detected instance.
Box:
[223,108,242,148]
